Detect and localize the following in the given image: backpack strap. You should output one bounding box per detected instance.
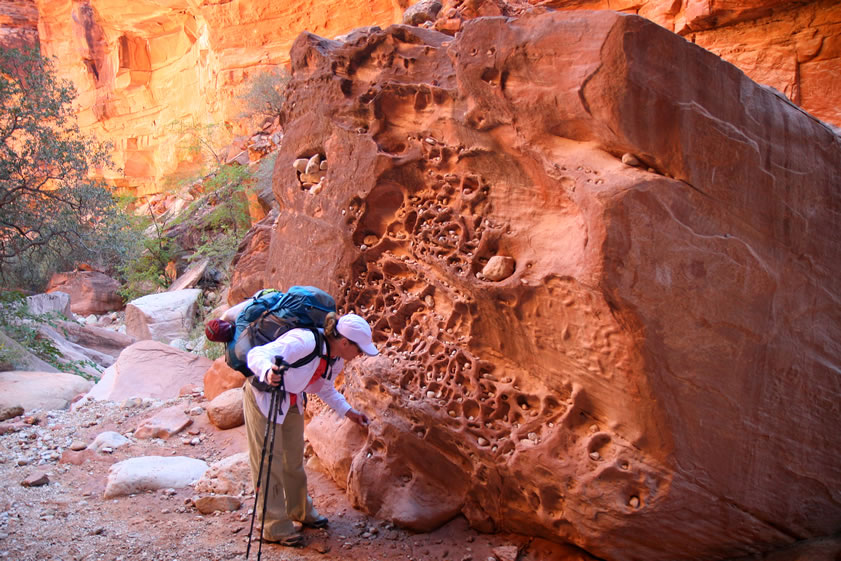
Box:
[288,327,327,368]
[250,328,335,398]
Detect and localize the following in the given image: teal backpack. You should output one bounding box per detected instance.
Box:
[224,286,336,380]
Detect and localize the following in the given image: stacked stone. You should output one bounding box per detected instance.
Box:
[292,153,328,194]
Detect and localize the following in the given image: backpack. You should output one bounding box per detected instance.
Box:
[224,286,337,380]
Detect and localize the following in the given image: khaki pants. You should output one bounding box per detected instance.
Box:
[243,384,319,540]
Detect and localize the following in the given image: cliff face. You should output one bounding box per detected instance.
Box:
[31,0,409,197]
[3,0,837,197]
[250,10,841,561]
[0,0,37,46]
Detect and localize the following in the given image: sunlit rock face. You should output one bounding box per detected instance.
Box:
[530,0,841,128]
[0,0,37,47]
[250,10,841,561]
[9,0,839,199]
[32,0,407,197]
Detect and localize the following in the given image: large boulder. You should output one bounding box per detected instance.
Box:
[47,320,136,363]
[0,371,93,411]
[26,292,72,317]
[259,11,841,561]
[205,387,244,430]
[125,289,202,343]
[35,325,114,378]
[423,0,841,129]
[203,357,246,401]
[46,271,123,315]
[0,331,60,373]
[81,340,212,403]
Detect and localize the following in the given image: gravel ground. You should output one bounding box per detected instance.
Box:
[0,393,548,561]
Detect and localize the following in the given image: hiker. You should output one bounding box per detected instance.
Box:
[243,311,378,547]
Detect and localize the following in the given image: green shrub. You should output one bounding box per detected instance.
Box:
[239,67,290,118]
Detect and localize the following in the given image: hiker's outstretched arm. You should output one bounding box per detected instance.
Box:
[314,382,352,418]
[345,408,369,427]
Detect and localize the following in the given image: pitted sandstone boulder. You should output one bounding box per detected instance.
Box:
[238,10,841,561]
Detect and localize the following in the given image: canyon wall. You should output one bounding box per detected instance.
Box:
[28,0,409,197]
[249,10,841,561]
[1,0,838,198]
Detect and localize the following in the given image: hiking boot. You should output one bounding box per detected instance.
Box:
[301,515,329,529]
[262,532,304,547]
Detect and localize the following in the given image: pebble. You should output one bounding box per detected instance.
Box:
[313,542,331,553]
[629,496,640,508]
[589,451,600,460]
[292,158,309,173]
[20,472,49,487]
[621,153,641,166]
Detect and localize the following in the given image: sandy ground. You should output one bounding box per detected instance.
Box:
[0,392,579,561]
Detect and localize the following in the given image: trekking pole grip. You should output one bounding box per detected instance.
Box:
[272,356,290,392]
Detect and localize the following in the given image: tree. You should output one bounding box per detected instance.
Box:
[239,66,291,119]
[0,46,128,290]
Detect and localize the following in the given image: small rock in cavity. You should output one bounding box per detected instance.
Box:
[292,158,309,173]
[621,153,641,166]
[589,451,601,460]
[477,437,489,447]
[629,495,641,508]
[492,545,519,561]
[482,256,515,281]
[305,154,321,175]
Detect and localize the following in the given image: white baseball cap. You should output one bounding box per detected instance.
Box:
[337,314,379,356]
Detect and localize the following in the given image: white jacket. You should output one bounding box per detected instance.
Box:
[246,327,351,423]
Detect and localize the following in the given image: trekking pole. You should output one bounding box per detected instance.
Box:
[245,383,279,559]
[257,361,288,561]
[256,384,280,561]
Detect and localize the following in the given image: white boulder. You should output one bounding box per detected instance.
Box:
[125,289,202,343]
[103,456,209,498]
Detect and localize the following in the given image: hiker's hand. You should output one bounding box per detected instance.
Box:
[346,408,369,427]
[266,365,283,386]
